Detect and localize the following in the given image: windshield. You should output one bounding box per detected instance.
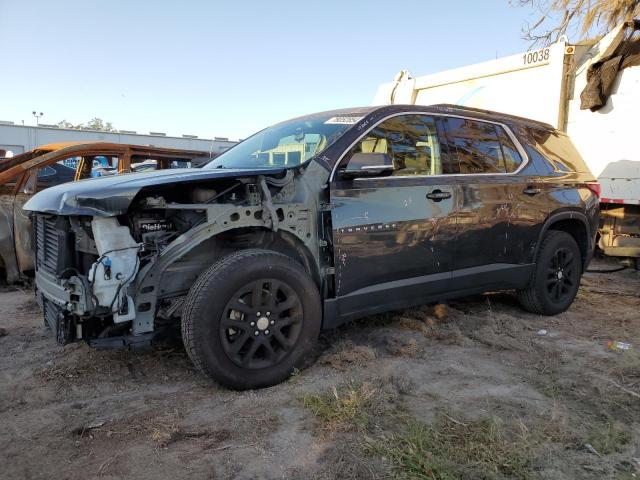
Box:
[204,112,363,170]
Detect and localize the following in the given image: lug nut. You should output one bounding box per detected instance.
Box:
[250,321,255,327]
[256,312,261,316]
[270,320,275,325]
[254,331,259,336]
[264,329,270,335]
[266,311,271,316]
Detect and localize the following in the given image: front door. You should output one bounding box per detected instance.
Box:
[330,113,458,318]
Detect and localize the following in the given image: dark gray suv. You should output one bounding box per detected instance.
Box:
[24,104,599,389]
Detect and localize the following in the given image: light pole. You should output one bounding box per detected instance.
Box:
[32,111,43,126]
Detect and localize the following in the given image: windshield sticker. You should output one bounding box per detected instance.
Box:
[324,116,363,125]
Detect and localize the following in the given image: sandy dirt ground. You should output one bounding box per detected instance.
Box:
[1,258,639,480]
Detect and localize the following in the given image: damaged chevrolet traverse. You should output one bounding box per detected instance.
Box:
[24,105,599,389]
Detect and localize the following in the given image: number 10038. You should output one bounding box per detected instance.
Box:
[523,48,550,65]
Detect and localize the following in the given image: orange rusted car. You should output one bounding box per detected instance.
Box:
[0,142,209,283]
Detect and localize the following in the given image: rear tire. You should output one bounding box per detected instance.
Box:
[518,231,582,315]
[182,249,321,389]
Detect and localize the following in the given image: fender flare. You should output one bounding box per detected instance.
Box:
[534,209,593,270]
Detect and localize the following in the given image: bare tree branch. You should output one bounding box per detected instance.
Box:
[514,0,640,46]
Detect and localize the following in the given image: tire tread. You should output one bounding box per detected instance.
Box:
[181,248,314,386]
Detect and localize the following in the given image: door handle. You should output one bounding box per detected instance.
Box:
[523,186,541,195]
[426,190,451,201]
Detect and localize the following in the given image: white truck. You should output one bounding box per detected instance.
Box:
[374,21,640,266]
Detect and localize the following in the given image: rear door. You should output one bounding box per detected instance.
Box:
[442,116,543,288]
[330,113,458,318]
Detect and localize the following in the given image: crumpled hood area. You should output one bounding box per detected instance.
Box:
[23,167,285,217]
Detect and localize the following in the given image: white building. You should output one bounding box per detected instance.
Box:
[0,122,238,157]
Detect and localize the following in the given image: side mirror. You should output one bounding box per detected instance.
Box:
[341,153,395,178]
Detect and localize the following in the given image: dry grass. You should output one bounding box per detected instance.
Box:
[384,337,421,357]
[609,350,640,390]
[36,346,137,382]
[396,316,434,336]
[92,410,183,446]
[303,380,405,433]
[456,302,536,352]
[361,404,618,480]
[392,304,466,346]
[303,383,377,432]
[365,412,545,479]
[309,385,635,479]
[319,340,376,371]
[309,283,640,478]
[75,409,239,449]
[585,421,632,455]
[35,345,196,389]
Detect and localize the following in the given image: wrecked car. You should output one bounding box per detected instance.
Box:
[0,142,208,283]
[23,105,599,389]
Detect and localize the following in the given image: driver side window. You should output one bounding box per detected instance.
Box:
[345,114,446,176]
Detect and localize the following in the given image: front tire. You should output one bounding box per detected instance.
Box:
[518,231,582,315]
[182,249,321,389]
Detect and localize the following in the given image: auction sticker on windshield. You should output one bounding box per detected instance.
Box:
[324,116,363,125]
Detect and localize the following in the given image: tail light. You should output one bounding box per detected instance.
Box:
[585,182,601,199]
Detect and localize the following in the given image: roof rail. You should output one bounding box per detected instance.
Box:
[431,103,555,129]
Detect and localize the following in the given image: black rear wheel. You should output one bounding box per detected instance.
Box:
[518,230,582,315]
[182,249,321,389]
[545,246,577,303]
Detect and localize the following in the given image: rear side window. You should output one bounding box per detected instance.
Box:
[523,127,589,173]
[494,126,523,172]
[446,118,523,174]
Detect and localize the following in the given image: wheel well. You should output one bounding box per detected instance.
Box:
[547,219,588,268]
[216,227,320,287]
[166,227,320,298]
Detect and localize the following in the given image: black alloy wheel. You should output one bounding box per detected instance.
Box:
[182,249,321,389]
[545,247,576,303]
[220,279,303,369]
[518,230,582,315]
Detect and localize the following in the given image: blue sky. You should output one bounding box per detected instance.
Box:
[1,0,544,140]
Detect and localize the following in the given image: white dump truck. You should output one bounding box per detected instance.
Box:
[374,20,640,265]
